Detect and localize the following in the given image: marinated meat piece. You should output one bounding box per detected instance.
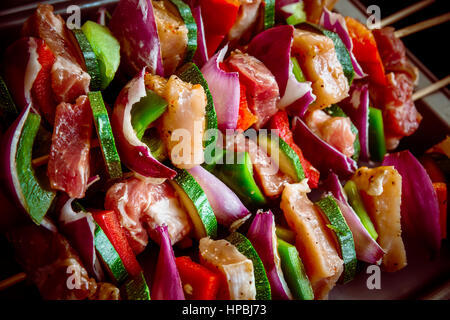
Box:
[372,27,419,84]
[281,181,343,299]
[370,72,422,150]
[305,109,356,158]
[146,74,206,169]
[228,0,262,41]
[105,177,192,254]
[22,4,90,103]
[7,224,118,300]
[47,95,93,199]
[292,28,349,109]
[351,166,407,272]
[153,0,189,75]
[226,51,280,129]
[199,237,256,300]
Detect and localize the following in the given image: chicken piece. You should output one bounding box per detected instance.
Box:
[22,4,90,103]
[146,74,206,169]
[199,237,256,300]
[7,224,119,300]
[305,109,356,158]
[227,133,293,198]
[303,0,338,24]
[105,177,192,254]
[228,0,262,41]
[226,51,280,129]
[153,0,189,75]
[280,181,343,299]
[292,28,349,109]
[351,166,407,272]
[47,95,92,199]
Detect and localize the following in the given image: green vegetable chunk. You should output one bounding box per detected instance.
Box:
[277,238,314,300]
[275,226,296,245]
[284,1,307,25]
[368,107,387,162]
[315,196,357,284]
[94,222,129,284]
[264,0,276,29]
[16,112,56,224]
[169,0,197,62]
[169,168,217,239]
[212,150,266,210]
[131,89,168,140]
[88,91,122,179]
[81,21,121,90]
[72,28,102,91]
[227,232,272,300]
[291,56,306,82]
[122,272,151,300]
[343,180,378,240]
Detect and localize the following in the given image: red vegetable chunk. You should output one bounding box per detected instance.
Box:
[22,4,90,104]
[93,210,142,277]
[226,51,280,129]
[32,39,57,124]
[47,95,92,199]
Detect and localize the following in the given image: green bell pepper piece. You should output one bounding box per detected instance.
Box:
[141,127,167,162]
[344,180,378,240]
[131,89,168,141]
[284,1,307,25]
[368,107,386,162]
[291,56,306,83]
[277,238,314,300]
[212,150,266,209]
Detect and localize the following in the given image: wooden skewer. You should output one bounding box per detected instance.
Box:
[380,0,435,28]
[413,75,450,101]
[0,272,26,291]
[32,139,100,167]
[394,12,450,38]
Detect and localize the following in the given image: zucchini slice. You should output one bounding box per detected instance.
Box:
[263,0,276,29]
[0,75,19,131]
[88,91,122,179]
[121,272,151,300]
[169,168,217,239]
[169,0,197,62]
[257,133,305,182]
[315,195,357,284]
[227,232,272,300]
[72,28,102,91]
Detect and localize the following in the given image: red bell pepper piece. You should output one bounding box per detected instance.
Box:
[433,182,447,239]
[206,33,226,58]
[31,40,56,124]
[92,210,142,276]
[345,17,387,86]
[268,110,320,188]
[237,84,257,131]
[175,256,221,300]
[200,0,240,36]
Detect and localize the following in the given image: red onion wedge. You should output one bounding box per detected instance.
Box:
[247,210,292,300]
[3,37,42,111]
[247,25,315,116]
[111,69,176,180]
[201,45,240,131]
[151,225,185,300]
[383,151,441,255]
[192,5,208,68]
[320,8,366,79]
[339,82,370,161]
[59,198,105,281]
[110,0,164,77]
[187,165,251,230]
[1,104,55,225]
[292,117,357,178]
[324,173,385,264]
